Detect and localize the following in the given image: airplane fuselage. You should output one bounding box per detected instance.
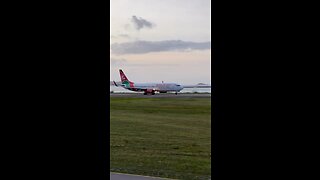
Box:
[117,69,183,95]
[125,83,183,93]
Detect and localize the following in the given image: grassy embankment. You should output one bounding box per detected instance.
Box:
[110,97,211,180]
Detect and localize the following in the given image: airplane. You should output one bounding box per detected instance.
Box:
[113,69,184,95]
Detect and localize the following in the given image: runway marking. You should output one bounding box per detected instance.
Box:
[110,172,178,180]
[109,93,211,98]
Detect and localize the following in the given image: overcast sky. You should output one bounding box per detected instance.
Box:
[110,0,211,84]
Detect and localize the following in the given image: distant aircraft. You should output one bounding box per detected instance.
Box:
[113,69,183,95]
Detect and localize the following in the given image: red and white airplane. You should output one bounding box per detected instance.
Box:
[113,69,184,95]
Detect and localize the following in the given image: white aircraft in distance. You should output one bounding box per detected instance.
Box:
[113,69,184,95]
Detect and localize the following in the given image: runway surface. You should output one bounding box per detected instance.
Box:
[110,93,211,98]
[110,172,170,180]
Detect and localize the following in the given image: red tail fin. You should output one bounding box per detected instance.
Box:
[119,69,130,83]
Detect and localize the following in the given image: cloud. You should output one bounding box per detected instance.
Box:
[118,34,130,38]
[111,40,211,55]
[124,63,179,67]
[110,57,127,65]
[131,16,154,30]
[111,34,130,39]
[110,57,178,67]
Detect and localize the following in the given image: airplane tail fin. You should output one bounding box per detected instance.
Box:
[119,69,131,83]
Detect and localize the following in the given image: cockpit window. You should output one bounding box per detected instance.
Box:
[176,85,181,86]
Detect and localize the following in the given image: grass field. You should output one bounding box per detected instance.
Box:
[110,97,211,180]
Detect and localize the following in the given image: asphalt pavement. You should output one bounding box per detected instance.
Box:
[110,173,171,180]
[110,93,211,98]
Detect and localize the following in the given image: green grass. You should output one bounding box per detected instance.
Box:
[110,97,211,180]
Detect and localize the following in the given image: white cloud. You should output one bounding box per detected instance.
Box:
[111,40,211,55]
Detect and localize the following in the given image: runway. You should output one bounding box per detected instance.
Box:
[110,93,211,98]
[110,172,171,180]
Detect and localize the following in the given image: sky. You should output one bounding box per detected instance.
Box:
[110,0,211,84]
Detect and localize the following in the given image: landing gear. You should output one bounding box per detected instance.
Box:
[144,90,155,95]
[175,92,178,95]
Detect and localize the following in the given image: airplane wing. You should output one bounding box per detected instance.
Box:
[110,81,123,86]
[112,81,127,88]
